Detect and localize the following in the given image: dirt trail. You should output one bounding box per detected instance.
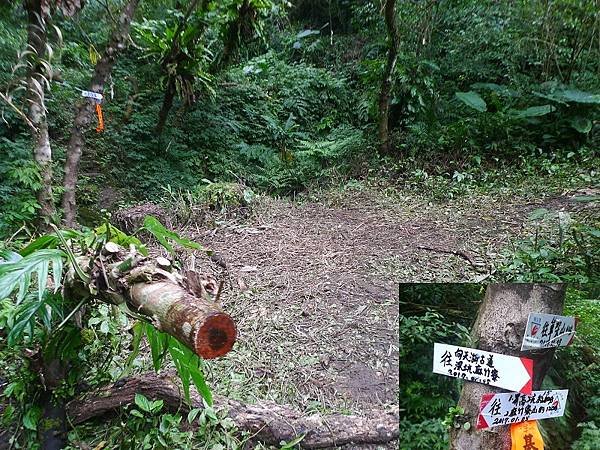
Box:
[182,187,596,423]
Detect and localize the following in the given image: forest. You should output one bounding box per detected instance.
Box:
[0,0,598,449]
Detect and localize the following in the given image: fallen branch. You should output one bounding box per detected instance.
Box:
[66,241,236,359]
[416,245,479,266]
[67,373,399,448]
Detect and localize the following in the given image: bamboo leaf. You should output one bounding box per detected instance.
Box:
[51,224,89,284]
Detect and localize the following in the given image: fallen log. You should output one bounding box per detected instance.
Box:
[66,373,399,448]
[74,241,236,359]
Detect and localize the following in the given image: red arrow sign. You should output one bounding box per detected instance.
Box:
[433,343,533,394]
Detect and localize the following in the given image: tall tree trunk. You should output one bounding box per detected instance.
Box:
[209,0,255,74]
[154,0,207,134]
[449,284,566,450]
[155,77,177,134]
[378,0,398,154]
[25,0,55,226]
[62,0,140,227]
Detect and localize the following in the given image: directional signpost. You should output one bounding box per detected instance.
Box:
[432,307,578,449]
[433,343,533,394]
[521,313,576,351]
[477,389,568,429]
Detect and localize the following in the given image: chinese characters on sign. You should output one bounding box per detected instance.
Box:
[477,389,568,429]
[521,313,576,351]
[433,343,533,394]
[510,420,545,450]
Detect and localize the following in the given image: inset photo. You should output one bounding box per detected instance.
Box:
[399,283,600,450]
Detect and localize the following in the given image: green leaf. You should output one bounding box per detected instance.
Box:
[455,91,487,112]
[169,344,192,402]
[471,83,518,97]
[122,321,144,376]
[187,407,202,424]
[144,323,169,371]
[143,216,209,254]
[19,230,83,257]
[528,208,549,220]
[150,399,164,413]
[296,29,319,39]
[547,89,600,104]
[573,195,600,203]
[95,223,149,256]
[512,105,555,118]
[0,249,65,303]
[279,434,306,449]
[168,339,213,406]
[135,393,152,412]
[22,405,42,431]
[570,117,592,134]
[51,225,89,284]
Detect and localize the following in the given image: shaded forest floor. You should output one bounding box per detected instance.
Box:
[145,183,597,422]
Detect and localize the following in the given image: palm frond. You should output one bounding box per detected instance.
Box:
[0,249,65,304]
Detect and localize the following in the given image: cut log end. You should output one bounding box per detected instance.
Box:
[195,313,237,359]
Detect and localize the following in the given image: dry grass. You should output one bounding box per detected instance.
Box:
[113,183,598,449]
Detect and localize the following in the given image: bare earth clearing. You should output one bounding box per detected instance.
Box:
[175,187,596,407]
[119,186,597,448]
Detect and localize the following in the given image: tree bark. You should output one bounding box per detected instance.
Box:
[66,372,399,448]
[62,0,139,227]
[377,0,398,154]
[154,0,208,134]
[76,243,237,358]
[449,283,566,450]
[155,77,176,134]
[24,0,55,225]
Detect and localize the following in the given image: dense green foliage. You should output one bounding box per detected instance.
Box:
[1,0,598,234]
[0,218,218,448]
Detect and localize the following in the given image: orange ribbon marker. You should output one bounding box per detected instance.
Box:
[510,420,544,450]
[95,102,104,133]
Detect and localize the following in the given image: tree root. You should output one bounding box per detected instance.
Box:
[66,373,399,448]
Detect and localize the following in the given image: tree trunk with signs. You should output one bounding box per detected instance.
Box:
[377,0,398,154]
[449,284,566,450]
[62,0,139,227]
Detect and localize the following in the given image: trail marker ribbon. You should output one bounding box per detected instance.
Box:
[510,420,544,450]
[81,90,103,101]
[81,90,105,133]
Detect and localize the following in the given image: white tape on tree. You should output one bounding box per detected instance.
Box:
[81,90,103,101]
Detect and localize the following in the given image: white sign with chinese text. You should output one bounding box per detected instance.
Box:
[521,313,576,351]
[477,389,568,429]
[433,343,533,394]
